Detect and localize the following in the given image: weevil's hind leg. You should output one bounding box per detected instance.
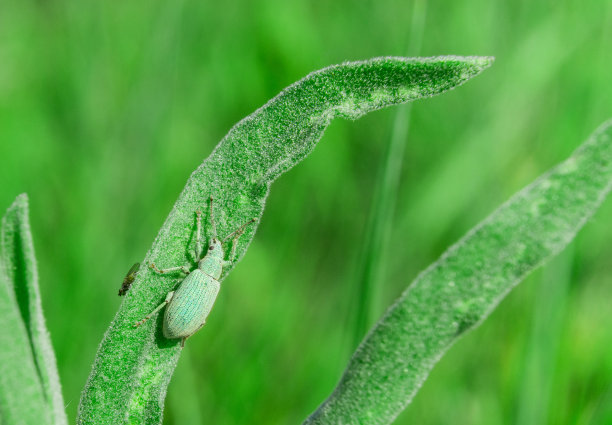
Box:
[195,210,203,260]
[150,263,191,275]
[181,337,186,347]
[134,291,175,327]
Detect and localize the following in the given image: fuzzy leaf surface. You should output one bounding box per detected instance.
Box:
[0,194,67,425]
[304,120,612,424]
[77,56,493,425]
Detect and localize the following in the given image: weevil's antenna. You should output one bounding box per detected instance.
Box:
[222,218,256,243]
[209,196,217,237]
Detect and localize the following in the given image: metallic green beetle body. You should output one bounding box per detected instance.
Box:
[134,197,255,346]
[163,244,223,339]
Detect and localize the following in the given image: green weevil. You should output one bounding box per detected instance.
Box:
[134,196,255,346]
[118,262,140,296]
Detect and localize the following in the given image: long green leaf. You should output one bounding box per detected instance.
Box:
[304,120,612,424]
[77,56,493,425]
[0,194,67,425]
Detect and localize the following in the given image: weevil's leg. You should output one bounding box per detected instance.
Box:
[150,263,190,275]
[222,234,242,267]
[221,218,256,266]
[181,337,186,347]
[134,291,175,327]
[209,196,217,237]
[222,218,256,243]
[187,249,197,263]
[195,210,203,260]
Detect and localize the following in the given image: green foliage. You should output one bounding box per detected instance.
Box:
[77,56,492,425]
[304,120,612,424]
[2,2,611,423]
[0,194,67,425]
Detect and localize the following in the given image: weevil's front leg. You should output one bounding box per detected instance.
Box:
[195,210,203,260]
[222,234,242,267]
[133,291,175,327]
[208,196,217,237]
[187,249,197,263]
[221,218,256,267]
[150,263,190,275]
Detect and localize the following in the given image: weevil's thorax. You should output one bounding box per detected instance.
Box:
[198,238,224,279]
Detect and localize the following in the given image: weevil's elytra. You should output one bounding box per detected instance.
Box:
[134,196,256,346]
[118,262,140,296]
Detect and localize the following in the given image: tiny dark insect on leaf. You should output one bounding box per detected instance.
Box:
[118,263,140,296]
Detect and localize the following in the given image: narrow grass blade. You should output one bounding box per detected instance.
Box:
[352,0,428,348]
[516,247,572,425]
[304,120,612,424]
[77,56,493,425]
[0,194,68,425]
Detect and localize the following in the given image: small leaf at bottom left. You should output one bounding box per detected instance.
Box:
[0,194,67,425]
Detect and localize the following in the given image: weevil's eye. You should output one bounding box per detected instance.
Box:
[209,245,214,250]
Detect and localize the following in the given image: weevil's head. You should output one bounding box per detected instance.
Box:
[205,237,224,260]
[198,237,224,279]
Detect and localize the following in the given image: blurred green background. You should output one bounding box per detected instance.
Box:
[1,0,611,423]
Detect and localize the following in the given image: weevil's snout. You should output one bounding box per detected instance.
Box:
[207,238,224,256]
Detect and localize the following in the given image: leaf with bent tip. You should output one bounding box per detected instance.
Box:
[0,194,68,425]
[77,56,493,425]
[303,120,612,424]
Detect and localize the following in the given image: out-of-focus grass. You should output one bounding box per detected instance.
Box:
[0,0,610,424]
[351,0,427,351]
